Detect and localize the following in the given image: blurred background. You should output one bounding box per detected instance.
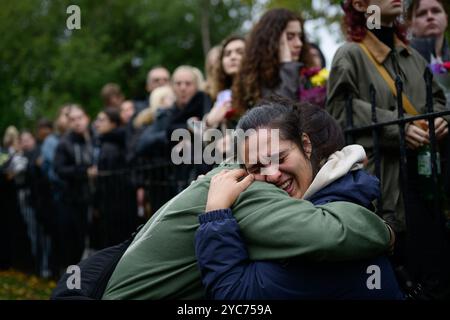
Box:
[1,0,449,300]
[0,0,352,135]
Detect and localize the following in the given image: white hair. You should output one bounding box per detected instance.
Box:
[172,65,205,90]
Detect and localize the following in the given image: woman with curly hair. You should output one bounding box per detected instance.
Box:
[327,0,449,297]
[232,8,311,113]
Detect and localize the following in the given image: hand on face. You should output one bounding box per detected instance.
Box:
[281,20,303,62]
[243,131,312,199]
[279,31,293,63]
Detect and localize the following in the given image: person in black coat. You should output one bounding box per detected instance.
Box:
[54,105,95,269]
[165,66,212,186]
[94,108,137,248]
[135,67,212,206]
[136,66,211,159]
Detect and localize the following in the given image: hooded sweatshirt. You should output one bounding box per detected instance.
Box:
[103,152,391,299]
[195,145,403,299]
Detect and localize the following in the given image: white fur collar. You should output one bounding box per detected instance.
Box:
[302,145,366,200]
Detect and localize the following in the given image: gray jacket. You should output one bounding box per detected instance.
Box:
[261,62,302,100]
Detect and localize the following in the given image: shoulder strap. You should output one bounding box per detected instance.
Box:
[358,43,419,116]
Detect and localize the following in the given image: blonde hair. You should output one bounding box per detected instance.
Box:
[133,86,176,129]
[192,67,206,91]
[3,126,20,149]
[149,86,175,114]
[204,45,222,99]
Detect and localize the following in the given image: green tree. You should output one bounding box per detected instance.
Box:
[0,0,251,136]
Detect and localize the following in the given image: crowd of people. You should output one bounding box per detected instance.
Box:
[1,0,450,299]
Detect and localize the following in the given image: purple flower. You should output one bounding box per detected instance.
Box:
[429,63,447,74]
[300,67,321,78]
[299,86,327,108]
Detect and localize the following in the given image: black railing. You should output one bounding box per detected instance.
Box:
[344,69,450,299]
[1,160,196,279]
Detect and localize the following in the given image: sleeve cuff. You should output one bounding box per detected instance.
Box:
[199,208,233,224]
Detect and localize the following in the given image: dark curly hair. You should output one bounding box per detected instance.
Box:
[341,0,408,43]
[232,9,311,114]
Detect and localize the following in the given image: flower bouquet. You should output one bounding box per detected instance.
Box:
[429,60,450,96]
[299,67,329,108]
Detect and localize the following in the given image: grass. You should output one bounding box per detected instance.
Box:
[0,270,56,300]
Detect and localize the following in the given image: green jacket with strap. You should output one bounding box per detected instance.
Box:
[327,31,448,232]
[102,162,391,300]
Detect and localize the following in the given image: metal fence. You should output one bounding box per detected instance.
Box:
[2,70,450,298]
[344,68,450,299]
[1,160,197,279]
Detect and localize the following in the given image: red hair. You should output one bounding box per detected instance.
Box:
[342,0,408,43]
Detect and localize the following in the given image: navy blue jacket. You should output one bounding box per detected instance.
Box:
[195,169,404,300]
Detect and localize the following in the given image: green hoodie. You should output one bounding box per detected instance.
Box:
[103,162,390,300]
